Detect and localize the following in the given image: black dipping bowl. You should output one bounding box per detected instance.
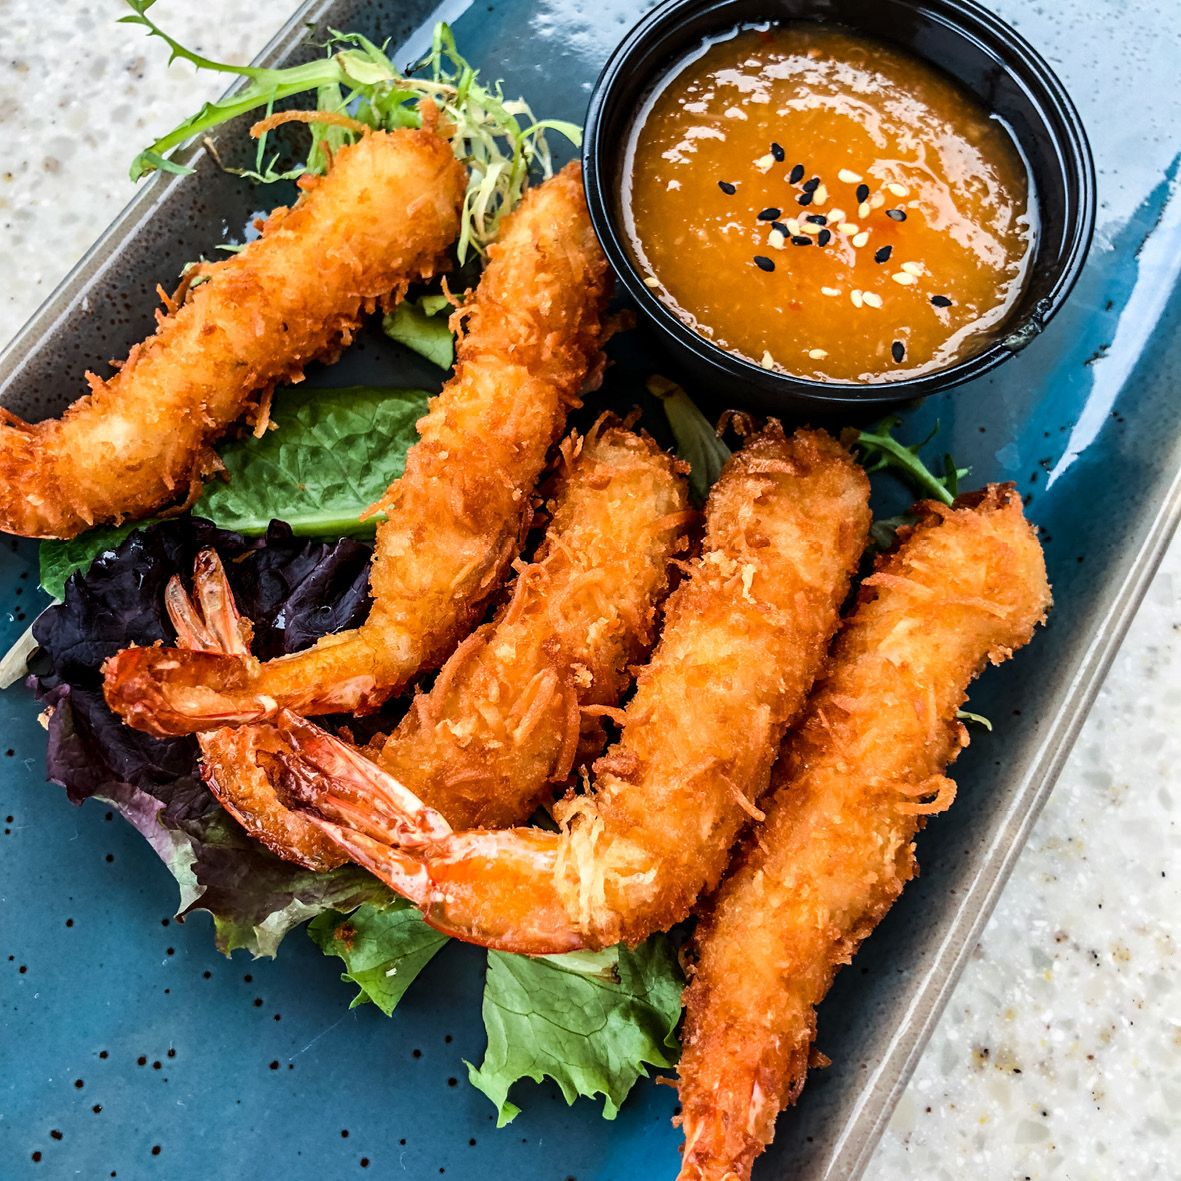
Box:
[583,0,1096,416]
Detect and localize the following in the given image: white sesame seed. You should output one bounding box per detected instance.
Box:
[826,208,846,224]
[838,221,859,235]
[887,182,910,197]
[785,218,801,236]
[892,271,917,285]
[870,192,886,209]
[852,231,870,248]
[768,228,786,249]
[808,348,828,359]
[813,184,828,205]
[801,222,821,235]
[851,289,864,308]
[862,291,883,308]
[760,350,775,369]
[858,201,871,219]
[754,153,775,173]
[901,261,924,276]
[837,169,863,184]
[643,276,660,288]
[820,286,841,296]
[724,106,748,120]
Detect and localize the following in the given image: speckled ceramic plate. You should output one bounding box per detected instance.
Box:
[2,1,1179,1178]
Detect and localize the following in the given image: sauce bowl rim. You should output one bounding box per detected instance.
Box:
[581,0,1097,406]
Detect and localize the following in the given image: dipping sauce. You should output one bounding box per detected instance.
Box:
[624,25,1036,382]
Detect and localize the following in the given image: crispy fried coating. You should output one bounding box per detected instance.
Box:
[373,422,691,828]
[676,485,1052,1181]
[0,129,465,539]
[279,426,872,954]
[103,165,612,732]
[196,423,690,868]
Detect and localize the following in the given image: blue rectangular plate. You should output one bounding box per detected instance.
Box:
[1,1,1179,1178]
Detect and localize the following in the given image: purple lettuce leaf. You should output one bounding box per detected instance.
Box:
[28,516,383,956]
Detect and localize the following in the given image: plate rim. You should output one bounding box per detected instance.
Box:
[1,3,1178,1178]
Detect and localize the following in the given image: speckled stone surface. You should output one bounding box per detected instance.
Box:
[1,4,1177,1178]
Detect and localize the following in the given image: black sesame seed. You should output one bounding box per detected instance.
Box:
[802,176,820,193]
[718,180,736,195]
[930,295,953,307]
[790,236,812,247]
[804,214,827,225]
[770,142,785,162]
[753,255,775,272]
[771,221,789,236]
[789,163,805,184]
[817,229,832,247]
[757,207,782,221]
[856,183,870,203]
[874,244,893,264]
[796,192,813,207]
[886,208,907,222]
[892,340,906,363]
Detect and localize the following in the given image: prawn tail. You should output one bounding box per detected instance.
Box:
[276,710,453,848]
[167,549,253,655]
[101,646,274,736]
[103,548,275,736]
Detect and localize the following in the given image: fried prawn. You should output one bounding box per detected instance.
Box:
[0,128,465,539]
[103,165,612,731]
[676,485,1052,1181]
[180,423,690,869]
[277,426,872,954]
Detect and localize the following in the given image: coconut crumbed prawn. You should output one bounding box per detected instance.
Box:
[173,422,691,867]
[675,485,1052,1181]
[0,126,465,539]
[277,425,872,954]
[102,165,612,733]
[367,421,692,829]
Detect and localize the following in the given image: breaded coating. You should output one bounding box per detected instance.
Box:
[675,485,1052,1181]
[278,426,872,954]
[195,423,690,868]
[103,164,612,733]
[372,422,691,828]
[0,128,465,539]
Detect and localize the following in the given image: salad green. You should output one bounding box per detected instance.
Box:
[123,1,580,261]
[39,384,428,598]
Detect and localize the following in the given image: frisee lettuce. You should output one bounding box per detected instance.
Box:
[467,938,683,1125]
[38,385,427,598]
[854,415,970,506]
[122,3,580,260]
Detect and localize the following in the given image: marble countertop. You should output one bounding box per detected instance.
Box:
[2,3,1177,1178]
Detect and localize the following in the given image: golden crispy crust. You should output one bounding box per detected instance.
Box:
[299,426,871,954]
[0,129,465,538]
[374,423,691,828]
[675,484,1052,1181]
[199,423,689,865]
[103,163,612,731]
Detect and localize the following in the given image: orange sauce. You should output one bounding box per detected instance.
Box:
[624,25,1035,382]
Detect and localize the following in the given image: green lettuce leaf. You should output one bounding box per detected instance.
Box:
[647,376,731,504]
[308,896,449,1015]
[38,384,428,598]
[467,936,684,1125]
[382,295,456,369]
